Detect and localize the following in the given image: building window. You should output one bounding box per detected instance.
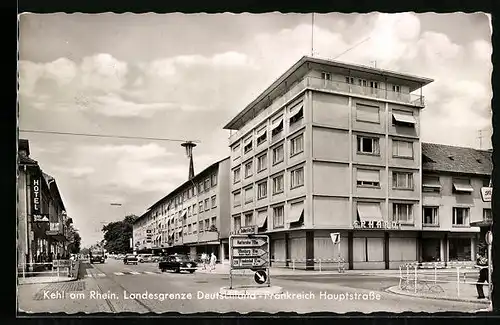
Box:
[199,202,203,213]
[233,191,241,207]
[257,153,267,172]
[369,81,379,89]
[204,178,210,191]
[211,217,216,227]
[257,180,268,199]
[211,174,217,187]
[233,168,241,184]
[345,76,354,84]
[289,107,304,126]
[423,207,439,226]
[272,174,284,195]
[422,175,441,193]
[244,160,253,178]
[273,206,284,228]
[257,130,267,146]
[192,222,197,234]
[244,186,254,203]
[290,134,304,156]
[484,209,492,222]
[204,198,210,211]
[244,140,253,154]
[393,203,414,224]
[392,85,401,93]
[290,167,304,189]
[192,203,197,215]
[211,195,217,208]
[356,169,380,187]
[453,207,470,226]
[233,216,241,232]
[199,220,204,232]
[357,136,380,155]
[271,118,284,138]
[205,219,210,231]
[198,182,204,194]
[232,144,240,159]
[321,72,331,80]
[392,140,413,158]
[393,171,413,190]
[272,145,284,165]
[356,104,380,123]
[245,213,253,226]
[187,224,192,234]
[452,178,474,194]
[392,110,416,127]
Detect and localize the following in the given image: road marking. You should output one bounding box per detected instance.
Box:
[129,271,141,275]
[97,273,106,277]
[114,272,125,275]
[144,271,156,274]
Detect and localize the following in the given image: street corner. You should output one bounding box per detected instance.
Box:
[385,285,491,305]
[219,285,283,297]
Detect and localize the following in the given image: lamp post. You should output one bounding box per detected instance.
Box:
[181,141,197,180]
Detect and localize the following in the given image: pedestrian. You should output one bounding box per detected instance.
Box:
[209,253,216,272]
[475,251,489,299]
[201,253,207,270]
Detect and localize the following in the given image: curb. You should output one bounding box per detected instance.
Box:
[219,286,283,296]
[18,276,78,285]
[385,286,491,305]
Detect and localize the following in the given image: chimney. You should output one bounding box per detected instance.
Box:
[181,141,197,180]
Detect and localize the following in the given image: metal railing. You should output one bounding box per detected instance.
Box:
[229,75,426,143]
[18,260,78,279]
[398,262,491,300]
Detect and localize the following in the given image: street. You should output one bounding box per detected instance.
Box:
[18,258,488,314]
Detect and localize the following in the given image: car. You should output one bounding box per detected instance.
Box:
[123,254,138,265]
[159,254,197,273]
[151,256,161,263]
[138,254,153,263]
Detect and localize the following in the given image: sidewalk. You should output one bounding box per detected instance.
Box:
[18,261,81,285]
[387,281,492,305]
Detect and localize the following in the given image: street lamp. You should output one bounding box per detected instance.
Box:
[181,141,197,180]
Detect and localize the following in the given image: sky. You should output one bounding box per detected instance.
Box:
[18,12,492,247]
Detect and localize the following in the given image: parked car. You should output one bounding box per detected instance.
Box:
[159,254,197,273]
[123,254,138,265]
[151,256,161,263]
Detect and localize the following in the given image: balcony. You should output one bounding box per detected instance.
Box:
[229,76,425,143]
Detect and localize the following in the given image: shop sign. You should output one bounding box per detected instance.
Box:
[353,220,400,229]
[481,187,492,202]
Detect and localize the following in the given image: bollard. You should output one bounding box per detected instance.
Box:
[292,259,295,271]
[319,259,322,272]
[414,265,418,293]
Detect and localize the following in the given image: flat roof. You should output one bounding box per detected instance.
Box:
[223,56,434,130]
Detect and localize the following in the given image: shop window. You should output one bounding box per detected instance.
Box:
[449,238,471,261]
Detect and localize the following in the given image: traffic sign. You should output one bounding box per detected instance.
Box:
[486,231,493,245]
[254,270,267,284]
[238,226,257,235]
[232,257,267,268]
[330,232,340,244]
[232,237,267,248]
[232,248,267,257]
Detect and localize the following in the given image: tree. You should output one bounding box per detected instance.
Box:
[102,214,137,254]
[67,231,81,254]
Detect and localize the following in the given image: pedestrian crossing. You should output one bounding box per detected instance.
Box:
[84,269,165,278]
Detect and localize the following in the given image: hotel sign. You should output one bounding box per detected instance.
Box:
[353,220,401,230]
[31,175,48,223]
[481,187,492,203]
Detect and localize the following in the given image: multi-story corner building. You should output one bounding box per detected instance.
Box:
[421,143,491,262]
[223,56,434,270]
[133,157,231,261]
[18,139,70,273]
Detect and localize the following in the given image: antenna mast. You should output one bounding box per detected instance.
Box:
[311,12,315,56]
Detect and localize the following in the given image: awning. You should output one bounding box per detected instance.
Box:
[453,183,474,192]
[177,228,183,233]
[288,202,304,223]
[357,169,379,182]
[392,112,416,124]
[181,210,187,218]
[244,137,252,146]
[271,119,283,131]
[357,203,384,223]
[257,127,267,138]
[257,210,267,228]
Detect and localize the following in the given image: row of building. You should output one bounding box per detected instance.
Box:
[18,139,73,272]
[132,56,493,270]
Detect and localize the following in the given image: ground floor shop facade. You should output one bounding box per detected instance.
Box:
[268,229,480,270]
[149,239,230,263]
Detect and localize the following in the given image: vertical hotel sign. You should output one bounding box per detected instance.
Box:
[32,174,48,222]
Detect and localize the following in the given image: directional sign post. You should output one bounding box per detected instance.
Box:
[229,233,270,289]
[330,232,344,273]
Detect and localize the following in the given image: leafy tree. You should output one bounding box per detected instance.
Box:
[102,215,138,254]
[67,231,81,254]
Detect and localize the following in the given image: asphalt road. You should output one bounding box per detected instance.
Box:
[18,259,487,314]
